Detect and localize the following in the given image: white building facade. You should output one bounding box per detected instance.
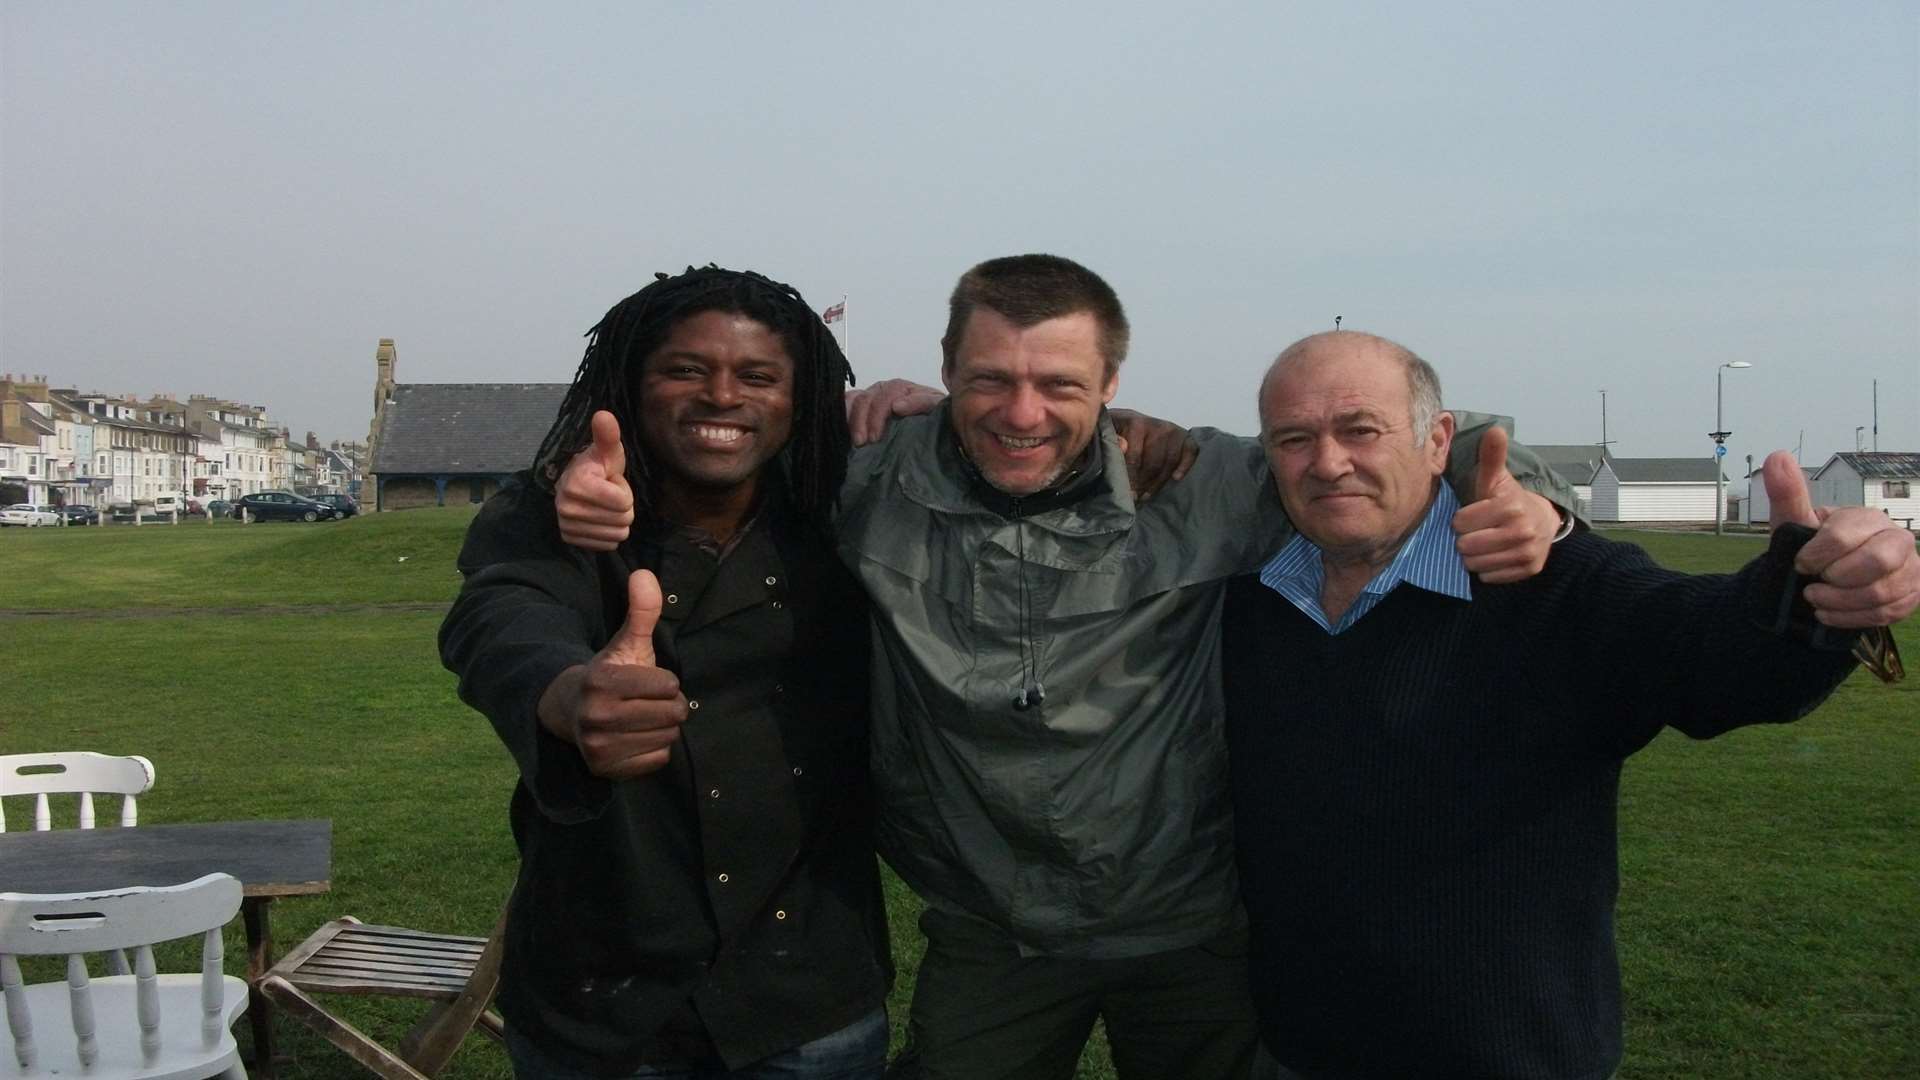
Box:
[1589,458,1722,523]
[1810,452,1920,527]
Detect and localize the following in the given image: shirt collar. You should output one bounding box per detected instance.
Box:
[1259,482,1471,633]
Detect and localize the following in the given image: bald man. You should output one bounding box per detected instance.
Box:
[1223,331,1918,1080]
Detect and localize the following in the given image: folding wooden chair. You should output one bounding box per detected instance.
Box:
[257,907,507,1079]
[0,751,155,832]
[0,872,249,1080]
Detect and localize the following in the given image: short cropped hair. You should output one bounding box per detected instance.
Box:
[940,254,1130,380]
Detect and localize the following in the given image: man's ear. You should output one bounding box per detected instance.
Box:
[1429,411,1456,471]
[940,360,956,394]
[1101,371,1120,405]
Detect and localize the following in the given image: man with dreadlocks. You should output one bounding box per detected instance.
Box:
[440,266,892,1078]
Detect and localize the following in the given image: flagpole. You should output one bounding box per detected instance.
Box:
[841,293,849,363]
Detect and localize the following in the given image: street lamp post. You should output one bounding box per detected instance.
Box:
[1712,361,1752,536]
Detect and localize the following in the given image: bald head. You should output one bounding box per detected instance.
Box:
[1259,330,1442,441]
[1255,328,1455,566]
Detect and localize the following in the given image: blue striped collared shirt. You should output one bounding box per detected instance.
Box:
[1259,483,1472,635]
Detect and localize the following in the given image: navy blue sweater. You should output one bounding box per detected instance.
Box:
[1222,528,1859,1080]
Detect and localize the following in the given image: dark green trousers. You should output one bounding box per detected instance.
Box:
[887,907,1257,1080]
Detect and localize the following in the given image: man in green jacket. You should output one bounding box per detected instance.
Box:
[555,254,1575,1079]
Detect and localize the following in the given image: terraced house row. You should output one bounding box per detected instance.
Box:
[0,373,362,510]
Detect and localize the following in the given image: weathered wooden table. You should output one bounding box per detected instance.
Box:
[0,818,332,1077]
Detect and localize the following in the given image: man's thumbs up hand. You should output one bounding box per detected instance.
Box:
[1763,450,1819,531]
[536,569,690,778]
[1473,425,1510,504]
[602,566,662,668]
[556,410,636,552]
[1451,425,1561,585]
[1762,449,1920,628]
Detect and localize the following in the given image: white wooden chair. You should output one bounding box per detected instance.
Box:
[0,752,156,833]
[0,873,249,1079]
[1,752,160,978]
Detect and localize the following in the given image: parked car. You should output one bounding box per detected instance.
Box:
[207,499,233,519]
[58,505,100,525]
[0,503,62,527]
[232,491,341,523]
[109,502,141,524]
[311,494,359,518]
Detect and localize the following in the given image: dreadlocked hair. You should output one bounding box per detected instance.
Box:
[532,264,856,539]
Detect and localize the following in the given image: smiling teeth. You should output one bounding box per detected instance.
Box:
[996,435,1046,449]
[692,425,745,443]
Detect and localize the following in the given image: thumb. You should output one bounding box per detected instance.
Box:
[1763,450,1816,529]
[602,569,661,667]
[590,410,626,478]
[1473,425,1510,502]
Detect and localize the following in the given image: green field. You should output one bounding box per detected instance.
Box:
[1,514,1913,1078]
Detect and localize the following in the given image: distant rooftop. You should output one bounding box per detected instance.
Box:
[1529,444,1612,485]
[1826,451,1920,479]
[372,383,568,475]
[1607,457,1724,483]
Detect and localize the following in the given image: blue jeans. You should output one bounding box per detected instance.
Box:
[507,1009,888,1080]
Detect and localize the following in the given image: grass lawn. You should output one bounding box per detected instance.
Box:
[1,517,1913,1078]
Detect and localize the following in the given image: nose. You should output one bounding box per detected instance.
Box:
[1002,383,1045,430]
[1307,435,1351,482]
[702,371,742,408]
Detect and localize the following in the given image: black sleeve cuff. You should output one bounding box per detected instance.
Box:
[1758,523,1863,653]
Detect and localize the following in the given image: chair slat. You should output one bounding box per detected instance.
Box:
[66,953,96,1067]
[331,924,488,946]
[136,944,159,1062]
[283,971,472,996]
[320,941,484,965]
[2,955,35,1070]
[328,933,484,954]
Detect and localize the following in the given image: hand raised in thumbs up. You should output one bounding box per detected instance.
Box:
[555,410,637,552]
[1451,424,1565,584]
[536,568,690,778]
[1762,450,1920,628]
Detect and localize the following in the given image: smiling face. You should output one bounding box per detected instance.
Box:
[942,307,1118,496]
[1259,337,1453,565]
[633,308,795,519]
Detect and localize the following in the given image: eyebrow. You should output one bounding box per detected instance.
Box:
[1263,408,1397,444]
[1330,408,1392,427]
[650,349,788,369]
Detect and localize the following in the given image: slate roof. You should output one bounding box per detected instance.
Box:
[1528,444,1611,485]
[1827,451,1920,480]
[372,383,569,475]
[1606,457,1723,483]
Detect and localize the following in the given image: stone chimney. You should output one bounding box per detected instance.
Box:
[374,339,397,411]
[366,339,398,510]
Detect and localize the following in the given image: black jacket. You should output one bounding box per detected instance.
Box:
[1222,527,1859,1079]
[440,476,889,1073]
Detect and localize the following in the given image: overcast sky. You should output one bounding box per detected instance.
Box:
[4,2,1914,479]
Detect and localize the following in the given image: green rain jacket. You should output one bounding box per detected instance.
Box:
[837,404,1572,959]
